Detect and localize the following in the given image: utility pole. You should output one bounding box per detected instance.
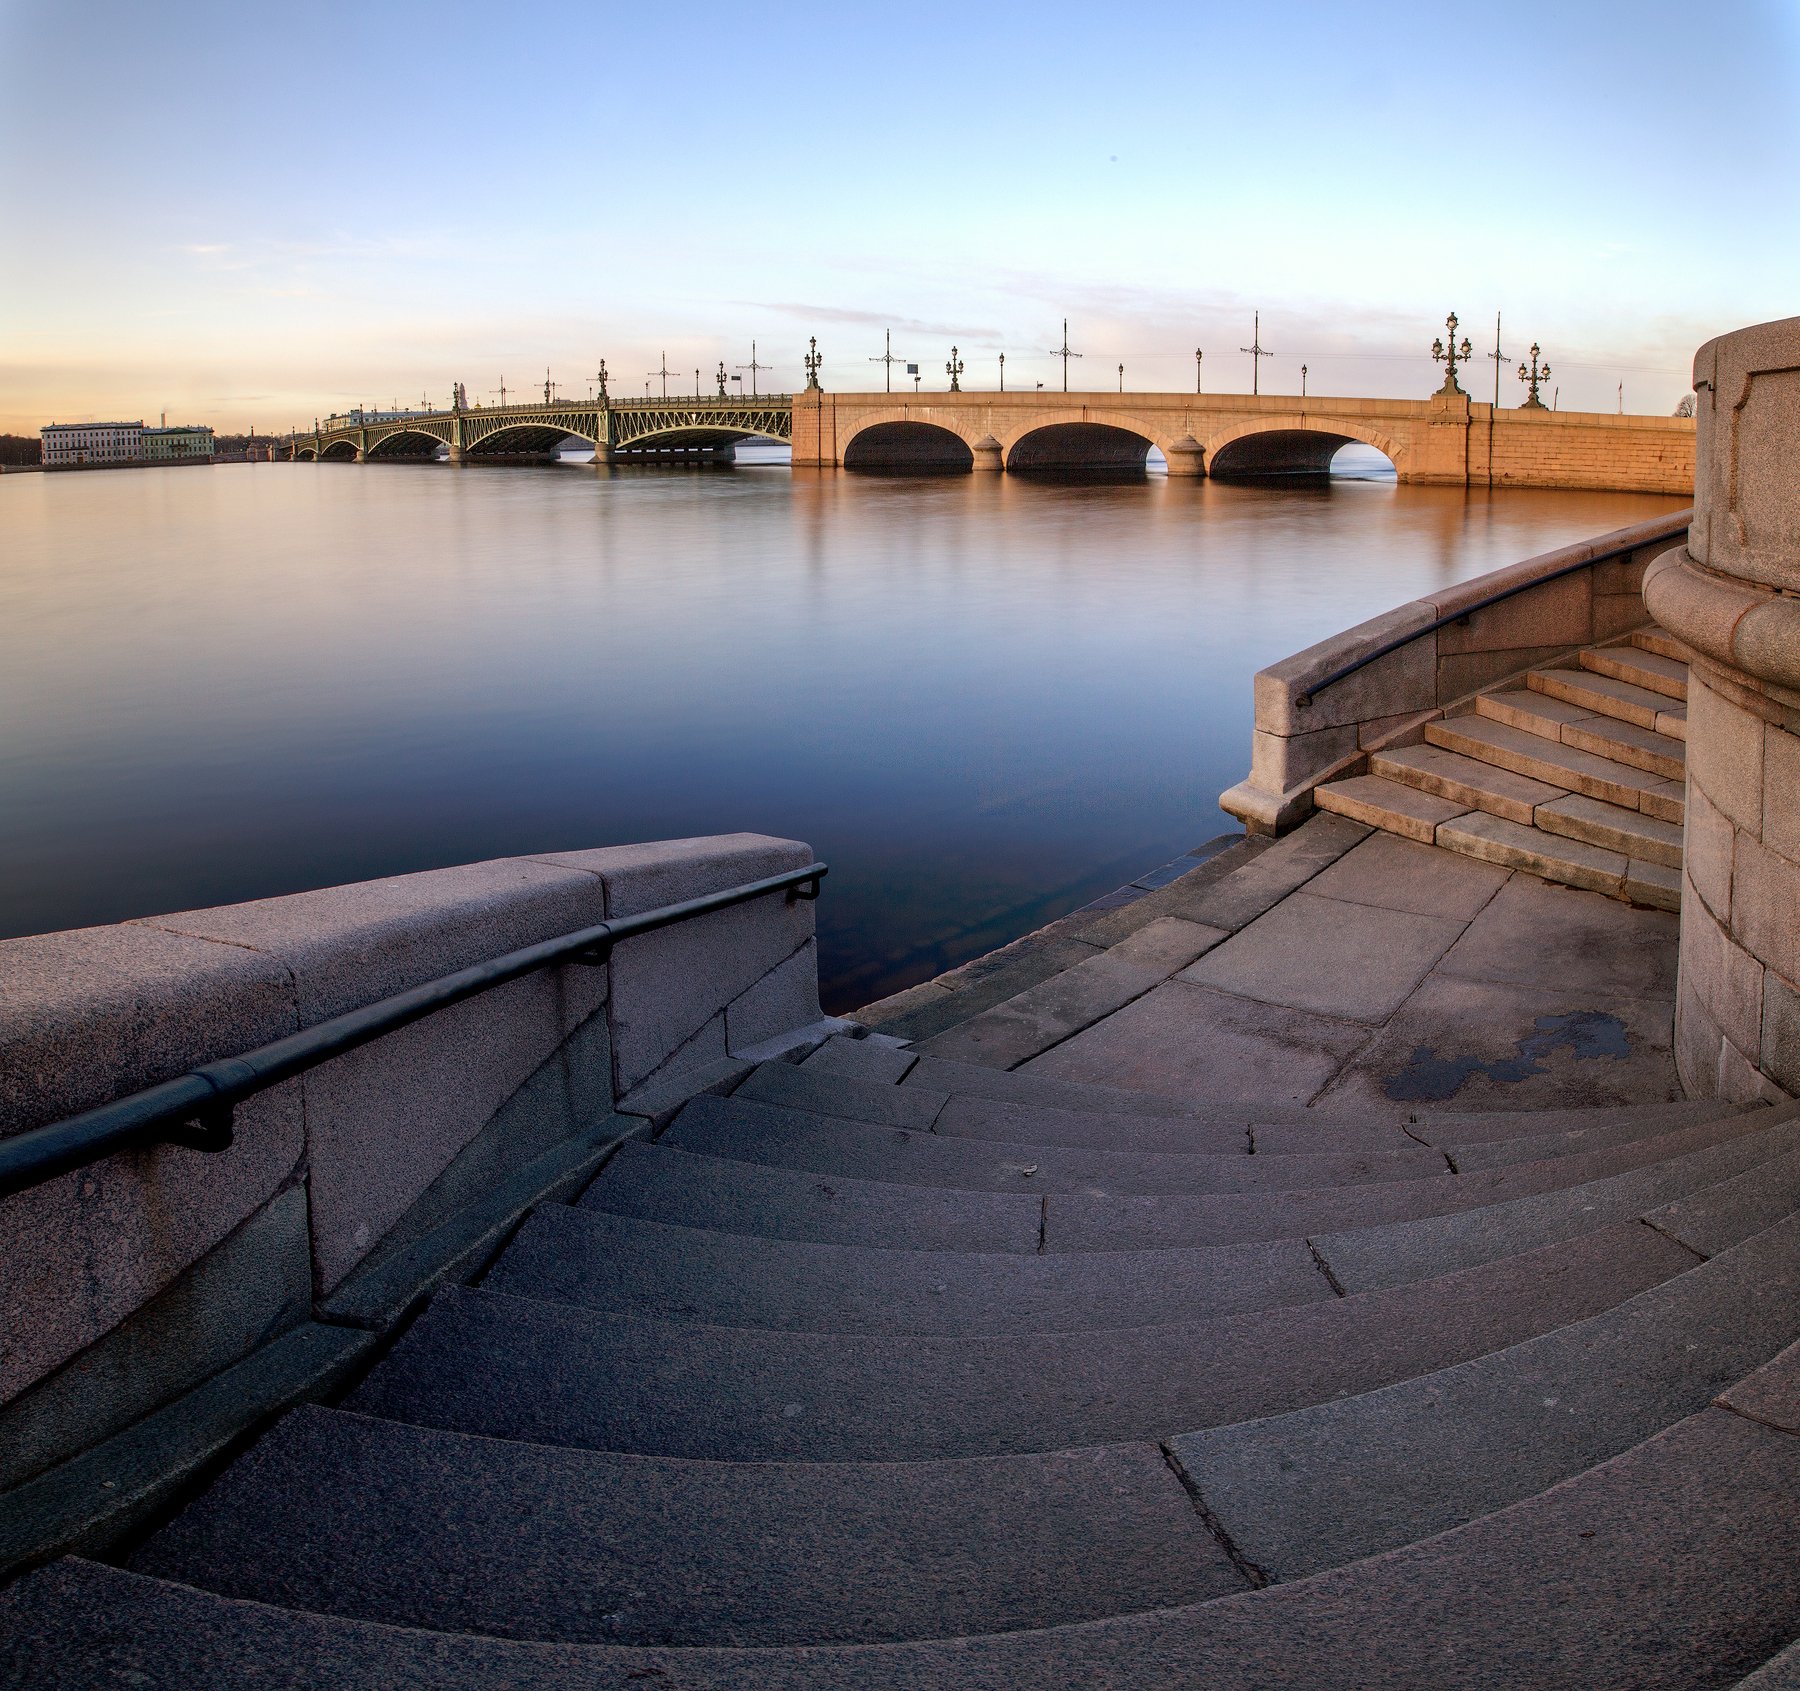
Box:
[1195,348,1203,394]
[1241,313,1273,395]
[646,353,675,399]
[735,341,768,398]
[868,330,906,392]
[489,378,508,407]
[1051,318,1083,392]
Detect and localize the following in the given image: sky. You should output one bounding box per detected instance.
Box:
[2,0,1796,433]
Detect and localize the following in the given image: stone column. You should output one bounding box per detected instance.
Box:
[970,434,1003,473]
[1643,315,1800,1102]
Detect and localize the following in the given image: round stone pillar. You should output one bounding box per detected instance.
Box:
[971,434,1003,473]
[1164,435,1205,477]
[1643,315,1800,1102]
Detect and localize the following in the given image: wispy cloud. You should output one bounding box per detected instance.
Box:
[746,301,1003,342]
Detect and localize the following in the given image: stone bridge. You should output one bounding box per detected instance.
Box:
[293,385,1694,492]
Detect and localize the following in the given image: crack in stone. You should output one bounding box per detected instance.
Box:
[1638,1214,1710,1265]
[1158,1441,1271,1590]
[1036,1196,1049,1255]
[1305,1238,1348,1297]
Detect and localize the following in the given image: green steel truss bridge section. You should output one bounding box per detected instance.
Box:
[292,395,794,463]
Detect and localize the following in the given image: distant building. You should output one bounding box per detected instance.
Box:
[40,421,143,468]
[144,424,214,463]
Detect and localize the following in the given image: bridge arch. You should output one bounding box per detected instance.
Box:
[464,422,595,459]
[319,439,359,461]
[1005,420,1156,475]
[843,418,976,474]
[365,428,449,460]
[1204,416,1407,481]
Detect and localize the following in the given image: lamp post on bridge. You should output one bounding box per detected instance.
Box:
[945,346,963,392]
[1241,312,1273,396]
[868,330,907,392]
[1515,344,1550,408]
[1195,348,1203,394]
[736,341,768,399]
[804,337,823,391]
[1051,318,1083,392]
[716,362,728,398]
[1431,312,1474,397]
[596,360,609,404]
[1118,362,1124,392]
[998,352,1005,392]
[1301,363,1308,398]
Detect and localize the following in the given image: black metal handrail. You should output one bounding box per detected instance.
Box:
[1292,519,1690,708]
[0,860,827,1201]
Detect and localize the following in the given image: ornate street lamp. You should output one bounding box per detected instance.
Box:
[1432,312,1474,396]
[596,359,609,403]
[803,336,822,391]
[1195,348,1203,394]
[1117,362,1124,392]
[946,345,964,392]
[1301,363,1308,397]
[998,352,1005,392]
[1517,343,1551,410]
[716,362,728,398]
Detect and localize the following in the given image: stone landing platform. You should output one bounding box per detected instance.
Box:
[854,813,1683,1116]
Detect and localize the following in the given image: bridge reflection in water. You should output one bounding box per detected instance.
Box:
[295,384,1694,493]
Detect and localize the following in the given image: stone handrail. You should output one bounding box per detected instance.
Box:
[0,833,825,1496]
[1220,509,1694,834]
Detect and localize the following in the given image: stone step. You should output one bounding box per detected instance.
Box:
[1631,624,1691,663]
[1526,665,1688,739]
[658,1094,1449,1199]
[1426,1098,1744,1170]
[766,1056,1425,1154]
[798,1034,919,1086]
[489,1205,1339,1334]
[582,1113,1797,1258]
[345,1224,1694,1463]
[1436,810,1679,909]
[1426,714,1683,819]
[15,1395,1800,1688]
[1312,773,1468,845]
[1736,1641,1800,1688]
[1369,742,1567,825]
[1475,690,1686,780]
[1581,642,1689,700]
[1172,1208,1800,1582]
[130,1406,1237,1647]
[1533,792,1685,870]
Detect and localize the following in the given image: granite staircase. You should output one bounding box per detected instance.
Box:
[1315,625,1689,910]
[7,1029,1800,1688]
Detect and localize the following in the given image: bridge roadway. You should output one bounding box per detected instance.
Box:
[293,386,1694,493]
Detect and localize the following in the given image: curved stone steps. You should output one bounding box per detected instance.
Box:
[343,1221,1700,1463]
[1736,1641,1800,1688]
[126,1408,1236,1648]
[1169,1209,1800,1582]
[11,1396,1800,1690]
[659,1093,1449,1197]
[487,1206,1340,1334]
[585,1114,1799,1259]
[120,1212,1800,1651]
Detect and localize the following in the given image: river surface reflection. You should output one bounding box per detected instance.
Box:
[0,457,1684,1009]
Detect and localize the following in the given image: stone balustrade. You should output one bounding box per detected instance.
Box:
[0,833,824,1493]
[1221,510,1693,835]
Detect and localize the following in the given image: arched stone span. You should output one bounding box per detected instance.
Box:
[1006,421,1155,475]
[1204,417,1408,481]
[365,429,448,460]
[843,420,975,474]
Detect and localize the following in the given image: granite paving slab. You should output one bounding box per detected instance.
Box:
[485,1206,1336,1334]
[1299,830,1511,920]
[580,1140,1042,1252]
[1432,872,1681,1000]
[344,1225,1690,1462]
[799,1036,918,1085]
[12,1406,1800,1689]
[1176,892,1469,1024]
[1173,1210,1800,1581]
[1310,974,1679,1116]
[1021,979,1376,1105]
[131,1407,1236,1646]
[733,1061,947,1130]
[658,1093,1446,1197]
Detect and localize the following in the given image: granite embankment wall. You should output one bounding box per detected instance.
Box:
[1221,510,1694,835]
[0,833,822,1499]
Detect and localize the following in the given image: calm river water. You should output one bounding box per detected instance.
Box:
[0,455,1684,1010]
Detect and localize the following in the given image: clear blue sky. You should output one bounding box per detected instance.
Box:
[2,0,1795,430]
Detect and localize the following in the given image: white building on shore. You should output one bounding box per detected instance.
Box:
[40,421,144,468]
